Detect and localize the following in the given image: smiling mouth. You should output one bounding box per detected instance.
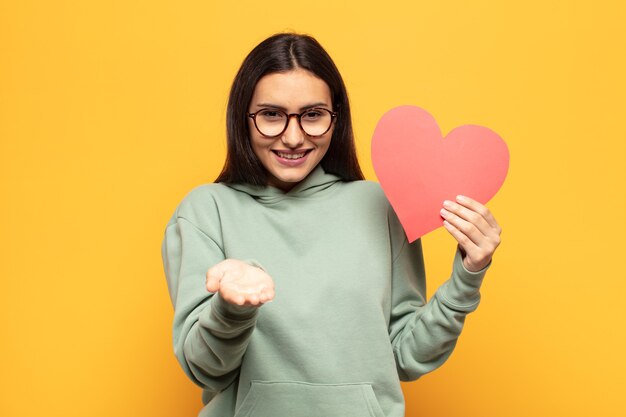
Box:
[272,150,312,160]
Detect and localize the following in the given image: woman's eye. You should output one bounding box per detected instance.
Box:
[259,110,284,119]
[302,111,322,120]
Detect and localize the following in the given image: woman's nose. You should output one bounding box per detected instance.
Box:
[281,116,305,148]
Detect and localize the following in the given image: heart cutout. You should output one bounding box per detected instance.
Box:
[372,105,509,242]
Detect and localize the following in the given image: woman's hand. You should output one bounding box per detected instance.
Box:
[440,195,502,272]
[206,259,275,307]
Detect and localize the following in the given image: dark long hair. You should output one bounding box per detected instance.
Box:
[215,33,364,185]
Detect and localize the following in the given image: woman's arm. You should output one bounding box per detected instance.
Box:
[162,214,264,396]
[387,197,501,381]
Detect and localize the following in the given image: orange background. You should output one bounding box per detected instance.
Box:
[1,1,625,416]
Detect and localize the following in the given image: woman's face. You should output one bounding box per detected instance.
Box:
[248,69,333,192]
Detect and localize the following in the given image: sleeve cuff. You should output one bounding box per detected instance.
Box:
[438,248,490,312]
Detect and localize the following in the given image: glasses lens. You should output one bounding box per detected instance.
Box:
[300,109,333,136]
[255,110,288,137]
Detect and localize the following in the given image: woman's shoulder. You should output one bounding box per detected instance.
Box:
[169,182,236,224]
[339,179,389,204]
[329,179,391,219]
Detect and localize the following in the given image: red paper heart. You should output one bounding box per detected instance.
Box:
[372,105,509,242]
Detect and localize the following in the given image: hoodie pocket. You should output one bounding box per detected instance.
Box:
[234,381,385,417]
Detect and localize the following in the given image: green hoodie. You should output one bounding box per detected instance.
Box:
[162,166,489,417]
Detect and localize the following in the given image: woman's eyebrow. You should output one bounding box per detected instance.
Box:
[254,102,331,111]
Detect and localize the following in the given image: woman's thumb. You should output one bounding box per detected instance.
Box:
[206,264,225,292]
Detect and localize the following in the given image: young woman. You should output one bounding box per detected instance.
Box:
[162,33,501,417]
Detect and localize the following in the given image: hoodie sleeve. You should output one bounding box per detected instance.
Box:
[161,195,260,396]
[386,206,490,381]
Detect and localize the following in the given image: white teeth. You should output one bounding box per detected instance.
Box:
[277,152,306,159]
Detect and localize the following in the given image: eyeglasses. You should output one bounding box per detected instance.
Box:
[248,108,337,138]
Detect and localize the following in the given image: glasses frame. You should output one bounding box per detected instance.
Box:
[247,107,337,138]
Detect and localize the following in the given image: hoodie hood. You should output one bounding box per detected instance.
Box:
[226,165,342,204]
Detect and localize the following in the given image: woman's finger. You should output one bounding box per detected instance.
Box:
[206,266,225,292]
[220,285,246,306]
[247,293,260,306]
[443,199,493,237]
[443,220,493,272]
[442,218,479,254]
[455,195,501,232]
[261,288,275,304]
[440,207,484,247]
[442,206,500,255]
